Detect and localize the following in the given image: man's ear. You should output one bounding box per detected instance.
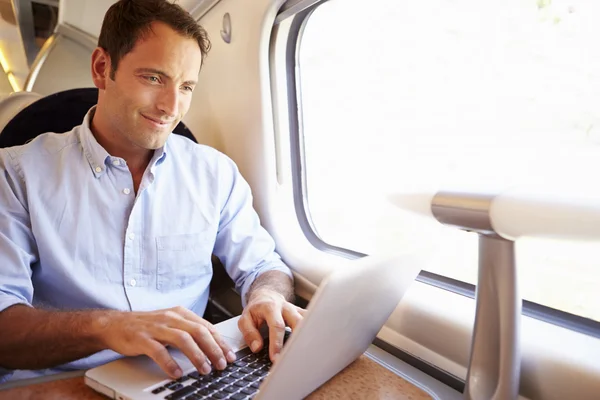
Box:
[91,47,112,90]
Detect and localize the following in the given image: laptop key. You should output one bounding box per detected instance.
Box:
[224,385,239,393]
[243,375,259,382]
[211,393,227,399]
[212,370,228,379]
[188,371,202,380]
[220,377,236,384]
[166,383,184,391]
[191,381,207,389]
[230,393,247,400]
[250,382,260,389]
[242,387,257,395]
[164,385,197,400]
[234,380,249,388]
[235,348,252,357]
[151,386,165,394]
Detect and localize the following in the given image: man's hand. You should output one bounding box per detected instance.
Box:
[238,288,306,363]
[98,306,236,379]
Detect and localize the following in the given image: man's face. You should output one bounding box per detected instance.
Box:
[101,22,202,150]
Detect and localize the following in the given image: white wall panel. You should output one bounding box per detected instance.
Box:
[59,0,205,39]
[30,35,94,95]
[59,0,115,39]
[0,71,12,94]
[184,0,284,214]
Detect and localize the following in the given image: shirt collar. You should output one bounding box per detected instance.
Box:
[79,107,111,178]
[79,106,169,178]
[150,143,168,173]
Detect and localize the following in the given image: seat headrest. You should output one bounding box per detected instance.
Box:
[0,92,43,135]
[0,88,197,148]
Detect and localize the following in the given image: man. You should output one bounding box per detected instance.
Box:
[0,0,304,383]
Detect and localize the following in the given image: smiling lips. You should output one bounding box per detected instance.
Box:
[141,113,173,127]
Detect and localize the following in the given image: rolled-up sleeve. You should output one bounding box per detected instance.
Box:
[0,150,38,313]
[212,156,292,306]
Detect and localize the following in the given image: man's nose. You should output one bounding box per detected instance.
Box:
[157,87,178,117]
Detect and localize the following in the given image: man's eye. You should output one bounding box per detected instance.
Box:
[182,85,193,92]
[146,76,160,83]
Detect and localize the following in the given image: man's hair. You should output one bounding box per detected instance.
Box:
[98,0,211,79]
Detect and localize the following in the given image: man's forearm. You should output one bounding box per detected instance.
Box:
[0,304,111,370]
[246,270,295,304]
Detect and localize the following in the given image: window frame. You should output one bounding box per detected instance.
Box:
[281,0,600,340]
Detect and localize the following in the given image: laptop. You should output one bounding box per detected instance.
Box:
[85,254,423,400]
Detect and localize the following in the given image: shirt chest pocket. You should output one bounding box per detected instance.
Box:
[156,233,214,291]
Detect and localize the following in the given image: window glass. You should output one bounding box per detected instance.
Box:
[298,0,600,321]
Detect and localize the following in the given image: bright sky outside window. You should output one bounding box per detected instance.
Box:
[297,0,600,321]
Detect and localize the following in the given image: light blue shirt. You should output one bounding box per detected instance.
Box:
[0,108,291,382]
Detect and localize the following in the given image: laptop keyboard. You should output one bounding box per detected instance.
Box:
[150,334,288,400]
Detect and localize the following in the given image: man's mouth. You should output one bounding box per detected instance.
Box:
[141,114,172,127]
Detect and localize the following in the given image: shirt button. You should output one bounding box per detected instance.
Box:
[128,233,135,240]
[112,160,120,166]
[123,188,131,195]
[95,166,102,173]
[129,279,137,287]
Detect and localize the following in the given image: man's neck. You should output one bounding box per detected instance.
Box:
[89,109,153,192]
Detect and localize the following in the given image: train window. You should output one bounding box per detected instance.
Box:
[294,0,600,321]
